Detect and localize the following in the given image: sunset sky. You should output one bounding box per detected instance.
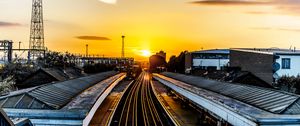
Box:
[1,0,300,61]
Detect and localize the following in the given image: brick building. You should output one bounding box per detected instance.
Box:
[230,48,300,85]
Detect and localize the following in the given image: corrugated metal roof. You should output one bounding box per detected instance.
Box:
[0,93,53,109]
[283,99,300,114]
[0,71,118,110]
[161,72,300,114]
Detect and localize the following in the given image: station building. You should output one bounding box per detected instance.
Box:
[185,49,230,72]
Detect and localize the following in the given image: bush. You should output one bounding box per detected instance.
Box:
[277,75,300,93]
[0,76,15,95]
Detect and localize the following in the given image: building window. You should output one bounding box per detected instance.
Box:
[282,58,291,69]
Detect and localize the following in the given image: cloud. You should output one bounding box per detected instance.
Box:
[277,28,300,32]
[251,27,300,32]
[190,0,270,6]
[276,5,300,15]
[98,0,117,4]
[76,36,111,41]
[251,27,273,30]
[273,0,300,4]
[0,21,22,27]
[190,0,300,16]
[245,11,269,15]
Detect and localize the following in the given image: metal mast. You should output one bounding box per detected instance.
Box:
[29,0,45,60]
[121,35,125,58]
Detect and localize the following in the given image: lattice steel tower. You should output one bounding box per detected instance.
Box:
[29,0,45,60]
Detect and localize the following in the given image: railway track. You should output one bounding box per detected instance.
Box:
[111,72,175,126]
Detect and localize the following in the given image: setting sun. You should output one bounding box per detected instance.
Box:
[140,50,151,57]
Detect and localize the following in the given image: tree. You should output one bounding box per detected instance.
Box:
[0,76,15,95]
[149,55,167,73]
[166,51,187,74]
[167,55,176,72]
[83,63,116,74]
[264,75,300,94]
[37,51,78,68]
[293,75,300,94]
[175,51,187,73]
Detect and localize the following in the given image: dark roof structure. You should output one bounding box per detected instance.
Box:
[64,67,84,79]
[41,68,69,81]
[192,49,229,54]
[0,108,14,126]
[192,70,273,88]
[18,67,84,89]
[161,72,300,114]
[232,48,300,55]
[229,71,273,88]
[0,71,118,110]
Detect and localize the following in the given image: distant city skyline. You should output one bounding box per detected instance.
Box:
[1,0,300,61]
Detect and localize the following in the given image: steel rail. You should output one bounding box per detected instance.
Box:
[118,74,142,126]
[148,76,164,125]
[106,80,134,126]
[111,72,175,126]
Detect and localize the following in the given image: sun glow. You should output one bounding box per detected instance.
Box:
[140,50,151,57]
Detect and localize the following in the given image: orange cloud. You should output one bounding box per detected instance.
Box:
[190,0,270,6]
[75,36,111,41]
[0,21,22,27]
[251,27,300,32]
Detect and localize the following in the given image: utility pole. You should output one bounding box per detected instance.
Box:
[86,44,89,57]
[29,0,45,61]
[122,35,125,58]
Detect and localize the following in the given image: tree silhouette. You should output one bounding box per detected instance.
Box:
[166,51,187,74]
[149,55,167,72]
